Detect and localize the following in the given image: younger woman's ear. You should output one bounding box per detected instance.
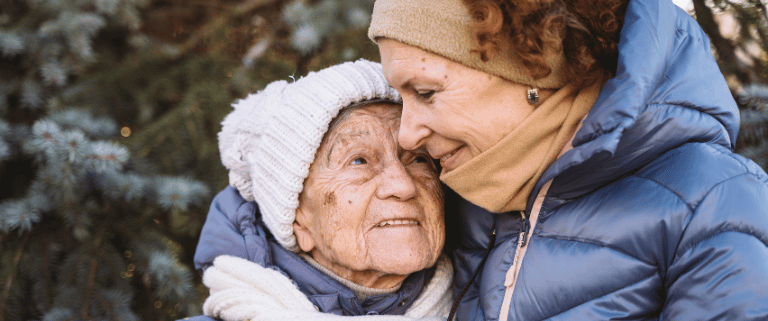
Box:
[292,209,316,253]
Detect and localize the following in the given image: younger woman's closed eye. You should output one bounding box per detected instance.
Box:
[416,90,435,100]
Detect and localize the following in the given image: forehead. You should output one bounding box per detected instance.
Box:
[319,103,402,162]
[378,39,449,81]
[331,104,402,133]
[379,38,430,62]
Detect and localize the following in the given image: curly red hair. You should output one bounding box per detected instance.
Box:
[463,0,627,86]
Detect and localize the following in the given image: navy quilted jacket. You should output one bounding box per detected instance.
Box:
[184,186,435,321]
[449,0,768,320]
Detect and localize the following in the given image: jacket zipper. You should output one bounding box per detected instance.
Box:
[520,213,531,247]
[506,211,530,288]
[499,180,552,321]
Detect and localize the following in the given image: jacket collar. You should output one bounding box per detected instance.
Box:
[193,186,436,316]
[528,0,739,211]
[269,242,435,315]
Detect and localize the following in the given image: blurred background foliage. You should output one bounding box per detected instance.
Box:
[688,0,768,168]
[0,0,765,320]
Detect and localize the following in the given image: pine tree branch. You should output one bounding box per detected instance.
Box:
[751,0,768,23]
[142,271,158,313]
[183,111,201,152]
[93,292,122,321]
[692,0,762,84]
[42,235,52,310]
[723,0,768,68]
[746,0,768,59]
[0,234,29,321]
[123,89,206,158]
[178,0,282,55]
[80,257,98,320]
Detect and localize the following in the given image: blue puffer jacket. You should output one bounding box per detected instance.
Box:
[184,186,435,321]
[450,0,768,320]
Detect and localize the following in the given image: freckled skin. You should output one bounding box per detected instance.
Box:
[324,191,335,205]
[293,104,444,289]
[377,38,556,172]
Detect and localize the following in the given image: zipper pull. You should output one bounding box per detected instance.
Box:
[520,215,531,247]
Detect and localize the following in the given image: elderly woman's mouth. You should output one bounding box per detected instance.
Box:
[375,219,420,227]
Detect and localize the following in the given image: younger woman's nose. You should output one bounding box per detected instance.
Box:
[397,101,431,151]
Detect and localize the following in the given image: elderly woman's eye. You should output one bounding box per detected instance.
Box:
[350,157,367,165]
[413,155,430,163]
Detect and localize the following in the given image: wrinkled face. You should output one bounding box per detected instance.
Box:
[293,103,444,288]
[378,38,540,173]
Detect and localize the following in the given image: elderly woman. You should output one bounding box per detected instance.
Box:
[189,60,451,320]
[369,0,768,320]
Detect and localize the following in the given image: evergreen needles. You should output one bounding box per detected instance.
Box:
[0,0,381,319]
[0,0,204,319]
[736,84,768,168]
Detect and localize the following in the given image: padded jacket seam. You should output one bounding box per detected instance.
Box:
[673,227,768,265]
[543,272,658,320]
[647,100,732,147]
[632,143,750,214]
[672,173,767,262]
[537,234,657,267]
[630,174,696,213]
[677,229,768,257]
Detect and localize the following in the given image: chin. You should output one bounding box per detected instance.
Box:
[372,246,439,275]
[364,227,444,274]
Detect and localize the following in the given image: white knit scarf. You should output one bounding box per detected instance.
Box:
[203,254,453,321]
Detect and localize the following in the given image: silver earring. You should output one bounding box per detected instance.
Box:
[527,87,539,105]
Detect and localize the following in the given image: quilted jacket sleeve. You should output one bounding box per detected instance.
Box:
[193,186,270,273]
[662,165,768,319]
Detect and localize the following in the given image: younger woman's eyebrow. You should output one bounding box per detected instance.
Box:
[326,129,370,163]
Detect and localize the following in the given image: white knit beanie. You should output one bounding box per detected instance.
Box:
[218,59,401,252]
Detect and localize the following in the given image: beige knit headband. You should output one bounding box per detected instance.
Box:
[368,0,567,89]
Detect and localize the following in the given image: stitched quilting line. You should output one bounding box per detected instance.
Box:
[664,172,765,261]
[634,149,750,212]
[542,272,658,320]
[535,234,657,267]
[538,173,768,266]
[645,102,733,146]
[672,229,768,265]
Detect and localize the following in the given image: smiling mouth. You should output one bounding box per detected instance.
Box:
[376,219,420,227]
[436,146,462,162]
[436,146,464,170]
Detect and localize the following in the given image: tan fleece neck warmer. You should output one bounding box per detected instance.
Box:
[368,0,567,89]
[441,76,606,213]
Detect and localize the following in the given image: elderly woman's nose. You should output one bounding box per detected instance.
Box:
[398,101,430,151]
[376,160,419,200]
